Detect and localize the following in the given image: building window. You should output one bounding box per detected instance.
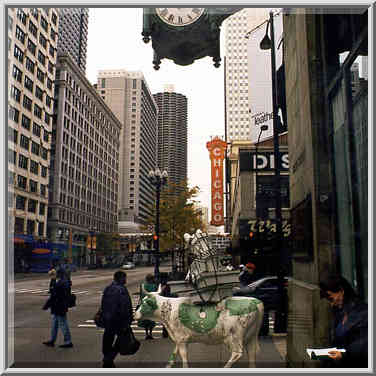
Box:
[47,78,53,90]
[20,134,29,150]
[29,20,38,37]
[30,160,39,175]
[18,154,28,170]
[35,86,44,101]
[8,15,13,31]
[51,12,57,25]
[23,95,32,111]
[48,61,54,75]
[14,44,24,63]
[12,65,22,82]
[31,141,40,155]
[24,75,34,92]
[21,114,31,130]
[25,56,35,73]
[15,26,26,44]
[34,104,42,119]
[17,175,27,189]
[40,16,48,32]
[40,184,46,197]
[39,202,46,215]
[49,45,55,58]
[101,78,105,88]
[32,122,41,137]
[39,33,47,49]
[10,85,21,102]
[29,179,38,193]
[38,50,46,66]
[28,199,37,213]
[37,68,45,83]
[133,79,137,89]
[41,166,47,178]
[41,147,48,160]
[16,195,27,210]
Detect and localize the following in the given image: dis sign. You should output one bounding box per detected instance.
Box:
[206,137,226,226]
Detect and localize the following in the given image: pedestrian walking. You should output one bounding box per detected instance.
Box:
[238,262,256,287]
[319,274,368,367]
[42,269,73,348]
[58,257,72,281]
[137,274,157,340]
[101,270,133,368]
[48,264,57,293]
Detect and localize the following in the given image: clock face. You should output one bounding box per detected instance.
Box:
[155,8,205,26]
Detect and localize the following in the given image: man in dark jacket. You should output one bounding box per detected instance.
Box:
[42,269,73,348]
[101,270,133,368]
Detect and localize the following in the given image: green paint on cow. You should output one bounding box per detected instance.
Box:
[140,295,158,317]
[225,298,261,316]
[178,303,220,333]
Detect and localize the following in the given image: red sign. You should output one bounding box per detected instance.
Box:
[206,137,226,226]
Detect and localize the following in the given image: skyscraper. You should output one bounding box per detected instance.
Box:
[153,85,188,191]
[8,8,59,239]
[96,70,158,226]
[224,8,269,142]
[57,8,89,72]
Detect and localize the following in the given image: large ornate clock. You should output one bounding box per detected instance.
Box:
[142,7,243,69]
[155,8,205,27]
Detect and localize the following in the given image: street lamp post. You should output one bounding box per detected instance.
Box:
[260,11,286,333]
[148,168,168,280]
[254,124,268,253]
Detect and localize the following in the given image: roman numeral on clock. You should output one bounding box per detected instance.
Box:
[178,16,183,24]
[168,14,174,22]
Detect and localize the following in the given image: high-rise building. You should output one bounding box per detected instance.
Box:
[153,85,188,191]
[8,8,59,239]
[96,70,158,226]
[48,54,122,251]
[224,8,270,142]
[57,8,89,73]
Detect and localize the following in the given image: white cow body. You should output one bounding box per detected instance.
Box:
[134,292,264,368]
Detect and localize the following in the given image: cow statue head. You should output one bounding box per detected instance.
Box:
[134,294,158,320]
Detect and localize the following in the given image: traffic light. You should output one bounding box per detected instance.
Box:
[249,231,254,239]
[153,234,158,241]
[153,234,158,250]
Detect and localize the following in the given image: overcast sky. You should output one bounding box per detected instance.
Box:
[86,7,227,213]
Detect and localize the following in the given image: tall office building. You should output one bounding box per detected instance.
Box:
[8,8,59,238]
[153,85,188,191]
[224,8,270,142]
[57,8,89,73]
[48,54,122,252]
[96,70,158,226]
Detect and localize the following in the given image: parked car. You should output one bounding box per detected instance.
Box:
[233,276,289,336]
[122,261,135,270]
[233,276,289,311]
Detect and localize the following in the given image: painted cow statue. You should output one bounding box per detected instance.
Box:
[134,290,264,368]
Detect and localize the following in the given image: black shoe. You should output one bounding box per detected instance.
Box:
[145,334,153,340]
[43,341,55,347]
[59,343,73,348]
[103,361,116,368]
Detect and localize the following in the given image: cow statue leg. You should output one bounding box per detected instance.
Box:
[246,337,258,367]
[177,342,189,368]
[224,351,243,368]
[166,345,179,368]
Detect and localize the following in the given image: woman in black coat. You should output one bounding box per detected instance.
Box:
[319,274,368,368]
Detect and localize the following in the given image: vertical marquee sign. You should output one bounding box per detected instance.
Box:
[206,136,226,226]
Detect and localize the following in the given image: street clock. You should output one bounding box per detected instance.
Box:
[142,7,243,69]
[155,8,205,27]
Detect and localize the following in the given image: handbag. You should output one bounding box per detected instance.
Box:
[67,293,76,308]
[115,327,140,355]
[42,297,52,310]
[94,308,105,328]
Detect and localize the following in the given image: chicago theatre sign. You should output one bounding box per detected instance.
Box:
[206,136,226,226]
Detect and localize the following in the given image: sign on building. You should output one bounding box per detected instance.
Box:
[206,136,226,226]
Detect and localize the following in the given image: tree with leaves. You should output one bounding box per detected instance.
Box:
[143,180,204,253]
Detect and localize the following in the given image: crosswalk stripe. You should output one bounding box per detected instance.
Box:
[31,289,49,294]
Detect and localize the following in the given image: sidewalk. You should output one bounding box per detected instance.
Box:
[13,327,286,369]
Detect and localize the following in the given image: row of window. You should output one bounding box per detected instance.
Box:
[9,128,48,160]
[13,194,46,215]
[14,216,44,236]
[9,171,47,198]
[9,148,48,177]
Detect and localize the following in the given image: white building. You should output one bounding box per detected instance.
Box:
[224,8,283,143]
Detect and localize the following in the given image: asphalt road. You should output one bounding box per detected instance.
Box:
[10,265,286,368]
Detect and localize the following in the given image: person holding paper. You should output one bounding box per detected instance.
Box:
[319,274,368,368]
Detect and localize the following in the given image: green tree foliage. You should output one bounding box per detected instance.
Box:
[143,180,204,252]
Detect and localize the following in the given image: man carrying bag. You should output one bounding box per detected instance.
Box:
[100,270,136,368]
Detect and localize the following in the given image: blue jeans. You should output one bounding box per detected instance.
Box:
[50,314,72,344]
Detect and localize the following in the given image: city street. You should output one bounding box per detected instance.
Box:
[11,266,286,368]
